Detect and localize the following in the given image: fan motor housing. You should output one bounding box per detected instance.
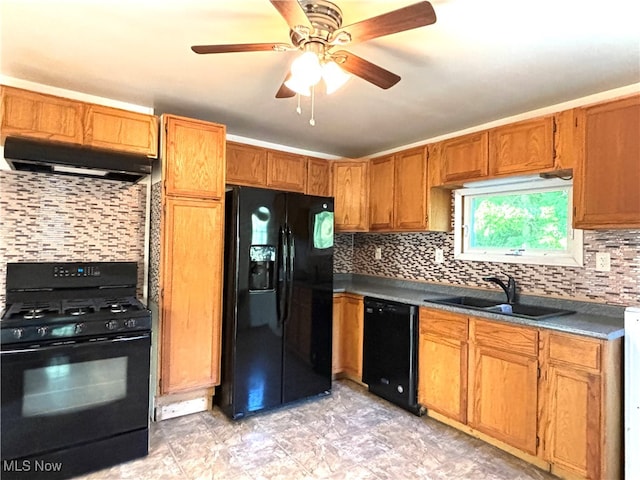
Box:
[298,0,342,39]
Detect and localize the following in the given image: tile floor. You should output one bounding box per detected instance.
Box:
[80,380,555,479]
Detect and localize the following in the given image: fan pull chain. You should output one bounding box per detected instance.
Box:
[309,85,316,126]
[296,94,302,115]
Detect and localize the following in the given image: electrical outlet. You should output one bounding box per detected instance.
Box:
[595,252,611,272]
[435,248,444,264]
[374,247,382,260]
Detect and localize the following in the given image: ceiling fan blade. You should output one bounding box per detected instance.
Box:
[330,1,436,45]
[276,74,296,98]
[191,43,290,54]
[270,1,312,30]
[332,50,400,89]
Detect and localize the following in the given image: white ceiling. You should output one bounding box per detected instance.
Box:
[1,0,639,158]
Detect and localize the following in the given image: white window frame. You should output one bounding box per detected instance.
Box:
[453,177,583,267]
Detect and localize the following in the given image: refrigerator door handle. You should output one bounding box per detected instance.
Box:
[277,226,288,326]
[285,225,295,324]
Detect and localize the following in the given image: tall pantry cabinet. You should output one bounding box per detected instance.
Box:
[150,114,226,411]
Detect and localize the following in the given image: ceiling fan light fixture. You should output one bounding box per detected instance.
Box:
[322,60,350,94]
[284,75,312,96]
[289,51,322,86]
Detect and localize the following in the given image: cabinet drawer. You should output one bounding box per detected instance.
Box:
[420,307,468,340]
[548,332,601,371]
[471,319,537,356]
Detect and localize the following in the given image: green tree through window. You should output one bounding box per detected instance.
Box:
[469,190,569,250]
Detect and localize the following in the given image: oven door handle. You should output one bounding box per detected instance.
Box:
[0,333,151,355]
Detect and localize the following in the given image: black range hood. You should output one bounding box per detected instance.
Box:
[3,136,153,183]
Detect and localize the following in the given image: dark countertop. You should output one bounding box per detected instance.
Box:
[334,274,625,340]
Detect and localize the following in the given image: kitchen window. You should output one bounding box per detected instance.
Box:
[453,177,583,267]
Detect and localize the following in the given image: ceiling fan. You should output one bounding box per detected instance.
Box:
[191,0,437,99]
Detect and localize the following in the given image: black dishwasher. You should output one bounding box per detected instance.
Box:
[362,297,422,415]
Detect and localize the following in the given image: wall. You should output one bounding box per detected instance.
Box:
[0,170,147,309]
[334,230,640,307]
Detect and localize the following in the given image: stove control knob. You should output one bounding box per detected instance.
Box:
[37,326,48,337]
[75,323,85,334]
[124,318,136,329]
[12,328,24,339]
[106,320,119,331]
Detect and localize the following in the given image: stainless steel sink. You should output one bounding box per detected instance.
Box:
[426,296,575,320]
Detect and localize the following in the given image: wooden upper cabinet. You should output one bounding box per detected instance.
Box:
[160,197,224,393]
[440,131,489,184]
[394,148,425,231]
[225,141,267,187]
[333,160,369,232]
[306,157,332,197]
[84,105,158,157]
[573,94,640,229]
[0,85,83,144]
[488,116,555,176]
[369,155,395,231]
[163,114,225,200]
[395,146,451,232]
[266,150,307,193]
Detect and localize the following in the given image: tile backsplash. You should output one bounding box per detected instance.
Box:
[0,170,147,309]
[334,229,640,306]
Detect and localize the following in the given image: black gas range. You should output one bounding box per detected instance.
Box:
[1,262,151,345]
[1,261,151,480]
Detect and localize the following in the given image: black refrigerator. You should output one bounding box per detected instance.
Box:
[216,186,334,419]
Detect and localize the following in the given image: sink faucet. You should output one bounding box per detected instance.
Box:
[483,275,517,304]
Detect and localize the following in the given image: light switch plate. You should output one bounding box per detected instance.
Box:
[595,252,611,272]
[374,247,382,260]
[435,248,444,264]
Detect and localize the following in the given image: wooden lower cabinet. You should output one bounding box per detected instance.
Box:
[418,308,468,423]
[332,293,363,380]
[539,331,621,480]
[159,197,224,394]
[417,313,622,479]
[467,319,539,454]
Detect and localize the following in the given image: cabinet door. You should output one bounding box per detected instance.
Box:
[0,85,83,144]
[332,295,344,375]
[163,114,225,199]
[341,294,363,380]
[418,308,468,422]
[84,105,158,157]
[306,157,332,196]
[394,147,427,231]
[419,333,467,422]
[544,365,601,479]
[468,345,538,454]
[440,131,488,184]
[266,150,307,192]
[369,155,395,231]
[488,116,554,176]
[160,197,223,393]
[333,160,369,232]
[225,142,267,187]
[574,95,640,229]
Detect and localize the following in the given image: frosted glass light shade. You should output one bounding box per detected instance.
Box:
[322,61,350,94]
[284,76,311,96]
[285,51,322,94]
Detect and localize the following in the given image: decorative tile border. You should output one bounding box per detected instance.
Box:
[0,170,147,310]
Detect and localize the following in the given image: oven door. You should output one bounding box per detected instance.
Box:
[0,333,151,461]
